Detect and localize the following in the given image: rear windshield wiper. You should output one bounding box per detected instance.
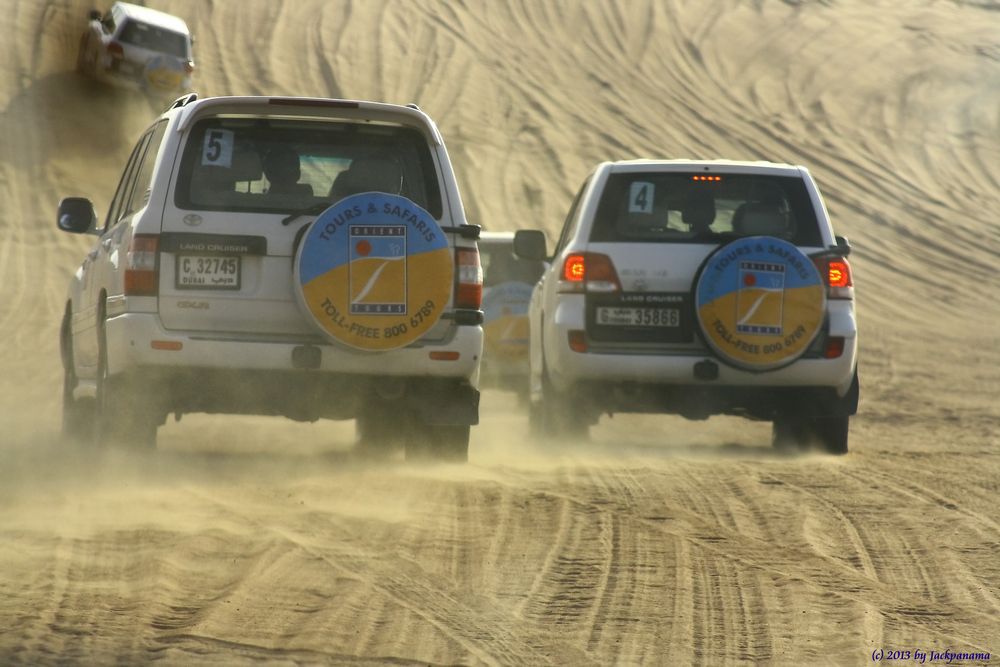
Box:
[281,202,332,226]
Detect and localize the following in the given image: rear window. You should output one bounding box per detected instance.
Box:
[118,21,189,58]
[589,172,822,246]
[174,118,443,218]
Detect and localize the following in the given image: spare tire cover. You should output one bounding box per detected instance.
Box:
[294,192,453,351]
[694,236,826,372]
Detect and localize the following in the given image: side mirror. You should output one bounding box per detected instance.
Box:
[513,229,548,261]
[88,9,102,21]
[834,235,852,256]
[57,197,97,234]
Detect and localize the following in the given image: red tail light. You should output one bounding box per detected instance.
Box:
[455,246,482,309]
[107,42,124,58]
[814,256,853,299]
[124,234,159,296]
[559,252,621,293]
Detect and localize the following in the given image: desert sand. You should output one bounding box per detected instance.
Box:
[1,0,998,664]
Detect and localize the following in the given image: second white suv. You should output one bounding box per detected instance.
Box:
[515,160,858,454]
[57,95,484,461]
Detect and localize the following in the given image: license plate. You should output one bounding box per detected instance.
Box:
[176,255,240,289]
[596,307,680,327]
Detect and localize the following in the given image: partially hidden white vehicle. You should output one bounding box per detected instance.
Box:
[515,160,859,454]
[58,95,484,461]
[77,2,195,96]
[478,231,546,397]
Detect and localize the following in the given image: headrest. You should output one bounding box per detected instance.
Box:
[732,202,788,236]
[262,146,299,185]
[231,149,263,182]
[330,155,403,200]
[682,189,716,232]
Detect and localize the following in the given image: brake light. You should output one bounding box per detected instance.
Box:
[107,42,124,58]
[454,246,482,309]
[183,60,195,75]
[815,256,853,299]
[558,252,621,293]
[124,234,159,296]
[568,330,588,353]
[827,260,851,288]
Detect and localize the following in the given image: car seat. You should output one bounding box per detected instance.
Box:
[682,188,716,234]
[731,202,789,236]
[328,155,404,202]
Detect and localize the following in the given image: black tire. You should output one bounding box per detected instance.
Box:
[60,313,94,443]
[771,415,808,453]
[94,314,158,449]
[529,371,589,441]
[355,405,403,458]
[405,423,470,463]
[772,414,849,455]
[813,416,849,455]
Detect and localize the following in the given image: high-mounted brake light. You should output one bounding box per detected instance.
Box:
[814,256,853,299]
[454,246,483,309]
[558,252,621,293]
[124,234,159,296]
[692,175,722,182]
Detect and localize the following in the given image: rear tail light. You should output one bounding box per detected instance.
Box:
[454,246,483,309]
[107,42,124,59]
[183,60,195,75]
[124,234,159,296]
[815,256,853,299]
[558,252,621,293]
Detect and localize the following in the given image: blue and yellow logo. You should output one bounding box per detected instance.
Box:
[294,193,453,351]
[482,281,534,361]
[695,236,826,371]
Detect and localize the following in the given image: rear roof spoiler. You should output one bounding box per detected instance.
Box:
[174,96,444,146]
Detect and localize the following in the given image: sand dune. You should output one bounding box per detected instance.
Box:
[1,0,998,663]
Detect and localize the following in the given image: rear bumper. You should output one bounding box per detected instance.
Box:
[105,312,482,380]
[546,295,857,394]
[541,296,859,419]
[102,312,483,424]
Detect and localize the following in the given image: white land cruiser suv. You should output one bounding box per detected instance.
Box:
[58,95,484,461]
[515,160,858,454]
[77,2,195,96]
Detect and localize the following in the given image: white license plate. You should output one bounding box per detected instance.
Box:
[597,307,680,327]
[176,255,240,289]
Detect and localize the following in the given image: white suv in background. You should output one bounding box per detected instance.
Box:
[58,95,484,461]
[515,160,858,454]
[77,2,195,96]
